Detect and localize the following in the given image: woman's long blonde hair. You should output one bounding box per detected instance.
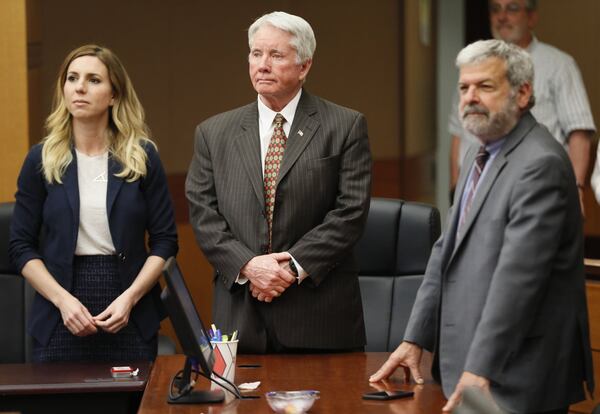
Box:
[42,44,155,183]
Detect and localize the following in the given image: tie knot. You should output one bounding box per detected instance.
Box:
[475,146,490,170]
[274,113,285,128]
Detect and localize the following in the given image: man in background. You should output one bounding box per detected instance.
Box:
[449,0,595,214]
[186,11,371,354]
[371,39,593,414]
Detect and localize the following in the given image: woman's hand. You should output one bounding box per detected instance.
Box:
[22,259,97,336]
[56,292,98,336]
[93,292,135,333]
[93,255,167,334]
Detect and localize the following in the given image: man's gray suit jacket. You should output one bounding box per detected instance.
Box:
[186,90,372,353]
[404,112,594,413]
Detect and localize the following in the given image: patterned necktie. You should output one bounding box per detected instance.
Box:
[263,113,287,252]
[458,146,490,232]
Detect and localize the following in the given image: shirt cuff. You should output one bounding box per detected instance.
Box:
[235,273,248,285]
[287,253,308,284]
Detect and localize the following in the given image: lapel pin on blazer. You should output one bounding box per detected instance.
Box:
[297,130,304,136]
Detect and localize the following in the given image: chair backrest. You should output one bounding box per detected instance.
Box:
[0,202,35,363]
[356,198,440,351]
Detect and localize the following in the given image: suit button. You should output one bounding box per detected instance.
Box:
[118,252,126,262]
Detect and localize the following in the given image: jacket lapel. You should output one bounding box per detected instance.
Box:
[277,91,319,184]
[235,92,320,206]
[439,150,473,270]
[234,103,265,207]
[454,157,506,248]
[449,112,537,257]
[62,152,80,243]
[106,154,123,217]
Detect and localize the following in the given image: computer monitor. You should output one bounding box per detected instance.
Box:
[161,257,224,404]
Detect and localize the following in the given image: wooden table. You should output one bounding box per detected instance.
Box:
[576,259,600,413]
[0,360,151,414]
[138,353,446,413]
[585,258,600,281]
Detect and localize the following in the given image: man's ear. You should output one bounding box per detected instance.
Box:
[298,59,313,82]
[517,82,533,110]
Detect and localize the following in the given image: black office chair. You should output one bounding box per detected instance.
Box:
[0,202,35,363]
[356,198,440,351]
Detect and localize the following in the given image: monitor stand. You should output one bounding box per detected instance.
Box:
[167,357,225,404]
[168,389,225,404]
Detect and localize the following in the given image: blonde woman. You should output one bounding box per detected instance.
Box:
[9,45,178,361]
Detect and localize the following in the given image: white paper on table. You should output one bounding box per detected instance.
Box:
[238,381,261,390]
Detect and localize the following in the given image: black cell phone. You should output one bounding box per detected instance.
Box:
[362,390,414,400]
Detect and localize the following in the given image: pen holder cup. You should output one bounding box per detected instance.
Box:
[210,339,239,396]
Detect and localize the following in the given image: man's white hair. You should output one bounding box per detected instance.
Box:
[248,11,316,64]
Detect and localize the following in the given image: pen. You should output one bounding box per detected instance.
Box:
[231,330,238,341]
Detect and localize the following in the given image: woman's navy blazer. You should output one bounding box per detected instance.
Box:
[9,143,178,346]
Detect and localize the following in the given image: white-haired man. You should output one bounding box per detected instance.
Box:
[449,0,595,216]
[186,11,372,353]
[371,39,593,414]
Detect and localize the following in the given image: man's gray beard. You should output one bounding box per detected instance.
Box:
[491,24,527,45]
[462,98,520,140]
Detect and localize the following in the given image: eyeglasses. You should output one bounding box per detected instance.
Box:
[489,3,526,15]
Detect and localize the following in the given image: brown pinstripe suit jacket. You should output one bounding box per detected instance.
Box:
[185,90,372,353]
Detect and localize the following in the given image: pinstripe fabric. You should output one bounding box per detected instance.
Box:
[449,37,596,167]
[185,91,372,353]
